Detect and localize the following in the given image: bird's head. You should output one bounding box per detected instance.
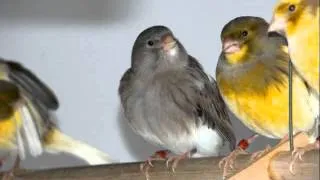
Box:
[268,0,319,37]
[220,16,270,65]
[131,25,188,73]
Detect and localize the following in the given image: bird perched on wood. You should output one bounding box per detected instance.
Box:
[268,0,319,172]
[119,25,236,179]
[0,58,115,179]
[215,16,319,178]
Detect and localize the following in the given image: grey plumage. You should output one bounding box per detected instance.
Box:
[119,25,236,157]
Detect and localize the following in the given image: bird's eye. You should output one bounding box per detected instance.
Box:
[147,40,154,46]
[242,30,248,37]
[288,4,296,12]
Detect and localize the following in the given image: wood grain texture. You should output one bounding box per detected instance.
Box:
[1,155,253,180]
[268,150,319,180]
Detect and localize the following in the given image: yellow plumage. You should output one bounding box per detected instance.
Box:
[270,0,319,92]
[225,45,249,64]
[0,112,22,144]
[217,58,315,139]
[216,16,317,142]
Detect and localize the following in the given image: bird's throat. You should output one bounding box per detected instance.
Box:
[225,45,248,65]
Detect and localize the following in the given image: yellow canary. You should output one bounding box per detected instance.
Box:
[268,0,319,93]
[268,0,319,173]
[0,58,115,178]
[215,16,318,177]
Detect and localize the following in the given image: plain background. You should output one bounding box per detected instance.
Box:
[0,0,279,169]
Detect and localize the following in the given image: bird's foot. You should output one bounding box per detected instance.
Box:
[166,151,190,173]
[289,137,320,175]
[140,150,170,180]
[218,134,258,179]
[249,144,272,162]
[219,147,249,179]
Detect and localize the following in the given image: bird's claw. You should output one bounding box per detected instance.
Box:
[166,156,179,172]
[250,144,272,162]
[219,147,248,179]
[140,159,156,180]
[288,140,320,175]
[289,148,305,175]
[140,150,170,180]
[166,152,189,173]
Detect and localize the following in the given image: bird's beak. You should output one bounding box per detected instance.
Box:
[222,39,240,54]
[161,34,177,51]
[268,17,286,37]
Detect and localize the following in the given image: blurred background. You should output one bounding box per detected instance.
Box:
[0,0,278,170]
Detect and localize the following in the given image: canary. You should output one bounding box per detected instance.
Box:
[268,0,319,173]
[215,16,318,177]
[268,0,319,93]
[0,58,115,179]
[119,25,236,179]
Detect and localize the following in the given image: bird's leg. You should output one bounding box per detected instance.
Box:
[140,150,170,180]
[219,134,259,179]
[166,151,191,172]
[289,136,320,175]
[1,155,20,180]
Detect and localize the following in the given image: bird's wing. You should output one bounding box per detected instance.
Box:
[3,60,59,110]
[187,56,236,151]
[118,68,134,106]
[0,58,59,157]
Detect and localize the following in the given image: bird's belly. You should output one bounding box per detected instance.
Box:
[221,77,315,139]
[193,124,223,157]
[126,96,193,154]
[0,110,22,149]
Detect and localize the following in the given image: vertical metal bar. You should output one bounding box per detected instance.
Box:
[288,60,294,152]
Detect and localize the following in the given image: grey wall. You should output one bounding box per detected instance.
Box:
[0,0,278,170]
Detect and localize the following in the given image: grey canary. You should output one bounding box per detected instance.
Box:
[118,25,236,179]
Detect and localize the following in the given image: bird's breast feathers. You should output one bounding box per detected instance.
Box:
[218,70,316,139]
[126,74,223,155]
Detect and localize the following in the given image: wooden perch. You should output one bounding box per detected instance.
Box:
[1,133,318,180]
[229,132,318,180]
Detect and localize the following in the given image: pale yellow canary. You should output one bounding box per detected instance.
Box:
[268,0,319,173]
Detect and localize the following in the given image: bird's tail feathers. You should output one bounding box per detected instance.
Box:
[43,128,117,165]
